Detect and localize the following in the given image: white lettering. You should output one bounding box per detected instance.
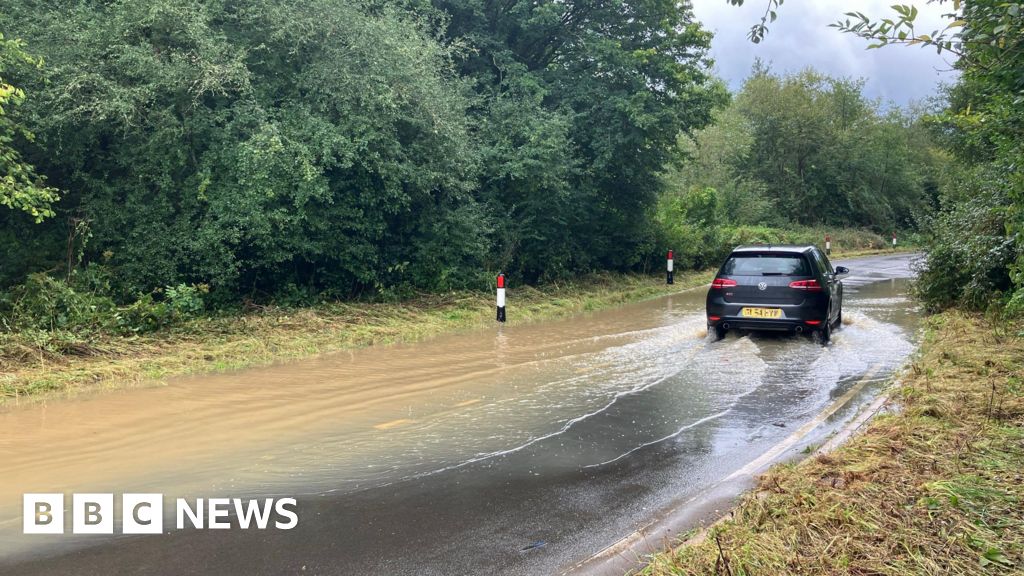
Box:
[233,499,273,529]
[274,498,298,530]
[176,498,204,529]
[207,498,231,529]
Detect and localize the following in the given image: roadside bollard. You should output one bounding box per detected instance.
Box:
[496,273,506,322]
[666,250,674,285]
[825,234,831,256]
[892,232,897,249]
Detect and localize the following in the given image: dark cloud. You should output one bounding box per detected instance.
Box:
[692,0,959,106]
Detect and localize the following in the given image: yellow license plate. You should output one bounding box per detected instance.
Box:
[740,307,782,319]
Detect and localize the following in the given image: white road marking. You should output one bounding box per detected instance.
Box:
[724,362,881,481]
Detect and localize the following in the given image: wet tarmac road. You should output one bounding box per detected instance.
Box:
[0,253,921,575]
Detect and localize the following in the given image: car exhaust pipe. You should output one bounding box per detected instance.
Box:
[721,322,730,330]
[794,325,804,334]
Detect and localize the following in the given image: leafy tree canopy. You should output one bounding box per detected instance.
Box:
[0,31,58,222]
[0,0,724,299]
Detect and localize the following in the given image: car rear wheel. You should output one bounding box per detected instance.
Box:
[711,323,727,341]
[818,320,832,345]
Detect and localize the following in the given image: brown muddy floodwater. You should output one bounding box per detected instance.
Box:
[0,253,921,574]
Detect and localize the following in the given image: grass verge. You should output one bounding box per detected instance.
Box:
[0,247,911,405]
[2,270,716,404]
[640,310,1024,575]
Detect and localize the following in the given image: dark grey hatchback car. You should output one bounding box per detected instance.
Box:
[705,245,848,343]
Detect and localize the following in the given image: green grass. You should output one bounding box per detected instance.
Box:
[720,225,906,253]
[639,310,1024,575]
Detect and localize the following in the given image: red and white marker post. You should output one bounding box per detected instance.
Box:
[496,273,506,322]
[892,231,897,249]
[825,234,831,256]
[666,250,674,285]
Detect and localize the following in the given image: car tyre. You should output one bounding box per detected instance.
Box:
[712,323,727,341]
[818,320,832,345]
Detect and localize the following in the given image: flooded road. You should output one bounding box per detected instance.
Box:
[0,253,921,575]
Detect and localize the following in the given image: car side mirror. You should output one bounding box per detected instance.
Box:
[834,266,849,276]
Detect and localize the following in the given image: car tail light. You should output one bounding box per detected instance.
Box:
[708,315,721,321]
[711,278,737,289]
[788,279,823,291]
[805,320,822,326]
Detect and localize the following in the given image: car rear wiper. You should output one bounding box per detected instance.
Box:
[760,272,785,276]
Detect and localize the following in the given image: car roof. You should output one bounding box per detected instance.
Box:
[730,244,816,255]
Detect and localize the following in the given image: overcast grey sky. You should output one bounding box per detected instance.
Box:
[691,0,959,107]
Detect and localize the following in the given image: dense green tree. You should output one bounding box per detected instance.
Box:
[663,104,775,226]
[435,0,725,280]
[0,32,57,222]
[0,0,724,302]
[663,64,940,233]
[835,0,1023,312]
[3,0,481,298]
[733,67,939,229]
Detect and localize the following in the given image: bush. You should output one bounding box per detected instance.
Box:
[0,273,115,333]
[0,274,207,337]
[653,187,890,269]
[112,294,173,334]
[719,226,886,252]
[914,184,1018,313]
[164,283,207,316]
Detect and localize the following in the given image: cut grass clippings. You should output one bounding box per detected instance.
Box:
[640,310,1024,575]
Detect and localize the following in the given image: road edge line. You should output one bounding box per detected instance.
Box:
[565,362,889,576]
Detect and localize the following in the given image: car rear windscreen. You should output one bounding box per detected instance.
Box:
[721,254,811,276]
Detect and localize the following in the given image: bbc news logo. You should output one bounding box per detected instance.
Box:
[23,494,298,534]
